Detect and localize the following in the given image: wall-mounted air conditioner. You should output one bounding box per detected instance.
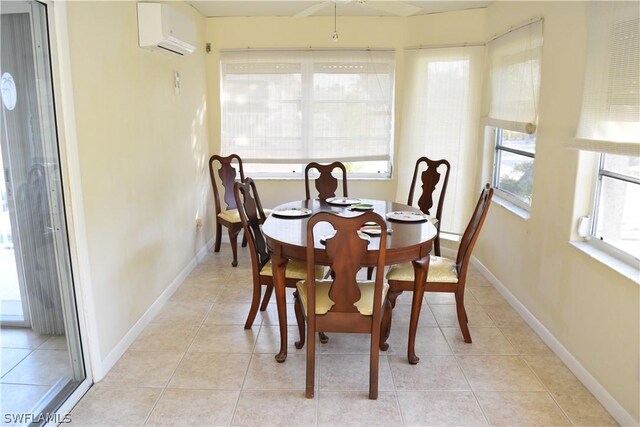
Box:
[137,2,196,56]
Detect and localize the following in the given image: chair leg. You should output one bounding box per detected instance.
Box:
[241,232,248,248]
[369,324,380,400]
[293,291,305,350]
[380,290,402,351]
[260,284,273,311]
[214,222,222,252]
[455,292,472,343]
[319,332,329,344]
[434,234,441,257]
[305,320,315,398]
[229,227,240,267]
[366,267,374,280]
[244,280,262,330]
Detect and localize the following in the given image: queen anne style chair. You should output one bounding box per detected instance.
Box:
[209,154,246,267]
[407,156,451,256]
[304,161,348,200]
[383,184,493,344]
[293,211,389,399]
[234,178,328,330]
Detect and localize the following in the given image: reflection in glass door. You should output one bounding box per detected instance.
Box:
[1,1,87,423]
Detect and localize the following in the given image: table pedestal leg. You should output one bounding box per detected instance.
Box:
[408,255,430,364]
[272,250,289,363]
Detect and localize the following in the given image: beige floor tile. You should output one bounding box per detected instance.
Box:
[385,326,452,356]
[254,325,307,355]
[425,291,457,305]
[388,303,439,328]
[0,329,48,350]
[317,391,402,426]
[130,323,199,352]
[457,355,545,392]
[68,385,160,426]
[244,353,307,391]
[0,383,50,418]
[318,354,394,392]
[170,280,224,303]
[389,355,469,391]
[151,301,211,326]
[37,335,68,350]
[184,264,232,285]
[523,355,618,426]
[1,349,70,386]
[205,303,254,326]
[189,324,258,353]
[442,327,517,355]
[169,352,250,390]
[225,268,255,287]
[100,351,183,388]
[145,388,238,426]
[482,303,526,327]
[318,332,374,354]
[468,287,506,306]
[217,284,256,304]
[397,390,488,426]
[393,291,425,305]
[260,303,300,326]
[431,303,495,328]
[476,391,571,426]
[232,390,317,426]
[1,348,31,376]
[500,324,553,356]
[466,268,493,288]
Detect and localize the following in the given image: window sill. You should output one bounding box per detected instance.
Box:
[491,195,531,220]
[569,240,640,283]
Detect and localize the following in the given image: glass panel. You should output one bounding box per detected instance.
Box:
[495,150,535,204]
[603,153,640,178]
[594,176,640,260]
[498,129,537,154]
[1,0,86,420]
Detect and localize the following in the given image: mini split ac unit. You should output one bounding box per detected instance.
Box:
[137,2,196,56]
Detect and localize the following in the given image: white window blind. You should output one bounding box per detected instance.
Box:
[571,2,640,157]
[486,19,543,134]
[220,49,395,164]
[398,46,484,235]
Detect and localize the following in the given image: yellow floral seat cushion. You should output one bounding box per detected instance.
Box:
[260,259,327,281]
[296,279,389,316]
[386,256,458,283]
[218,208,272,224]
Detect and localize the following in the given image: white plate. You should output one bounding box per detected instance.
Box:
[385,211,430,222]
[272,208,312,218]
[326,197,361,206]
[359,224,393,236]
[320,231,370,244]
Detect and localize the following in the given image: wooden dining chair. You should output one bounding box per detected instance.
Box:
[234,178,328,329]
[304,161,348,200]
[407,156,451,256]
[209,154,247,267]
[293,211,389,399]
[383,184,493,345]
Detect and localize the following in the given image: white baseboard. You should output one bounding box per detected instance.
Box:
[96,238,214,381]
[471,256,638,427]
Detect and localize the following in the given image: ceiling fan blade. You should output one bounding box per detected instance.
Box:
[361,1,422,17]
[293,1,332,18]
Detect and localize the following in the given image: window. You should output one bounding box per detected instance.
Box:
[493,129,536,206]
[486,19,543,209]
[571,2,639,265]
[400,46,484,234]
[591,154,640,261]
[219,49,395,178]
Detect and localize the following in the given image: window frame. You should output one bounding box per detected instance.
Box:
[492,127,536,211]
[589,153,640,266]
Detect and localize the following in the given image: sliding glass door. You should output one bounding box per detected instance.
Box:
[1,1,86,422]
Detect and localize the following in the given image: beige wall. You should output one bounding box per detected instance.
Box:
[65,1,211,361]
[204,9,486,208]
[475,1,639,421]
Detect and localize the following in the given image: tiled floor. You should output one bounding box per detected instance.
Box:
[0,328,71,423]
[68,244,618,426]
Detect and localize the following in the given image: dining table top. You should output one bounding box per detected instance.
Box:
[262,198,438,264]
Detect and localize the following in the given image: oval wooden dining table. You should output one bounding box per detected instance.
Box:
[262,198,437,364]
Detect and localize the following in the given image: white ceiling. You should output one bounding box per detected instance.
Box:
[187,1,492,18]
